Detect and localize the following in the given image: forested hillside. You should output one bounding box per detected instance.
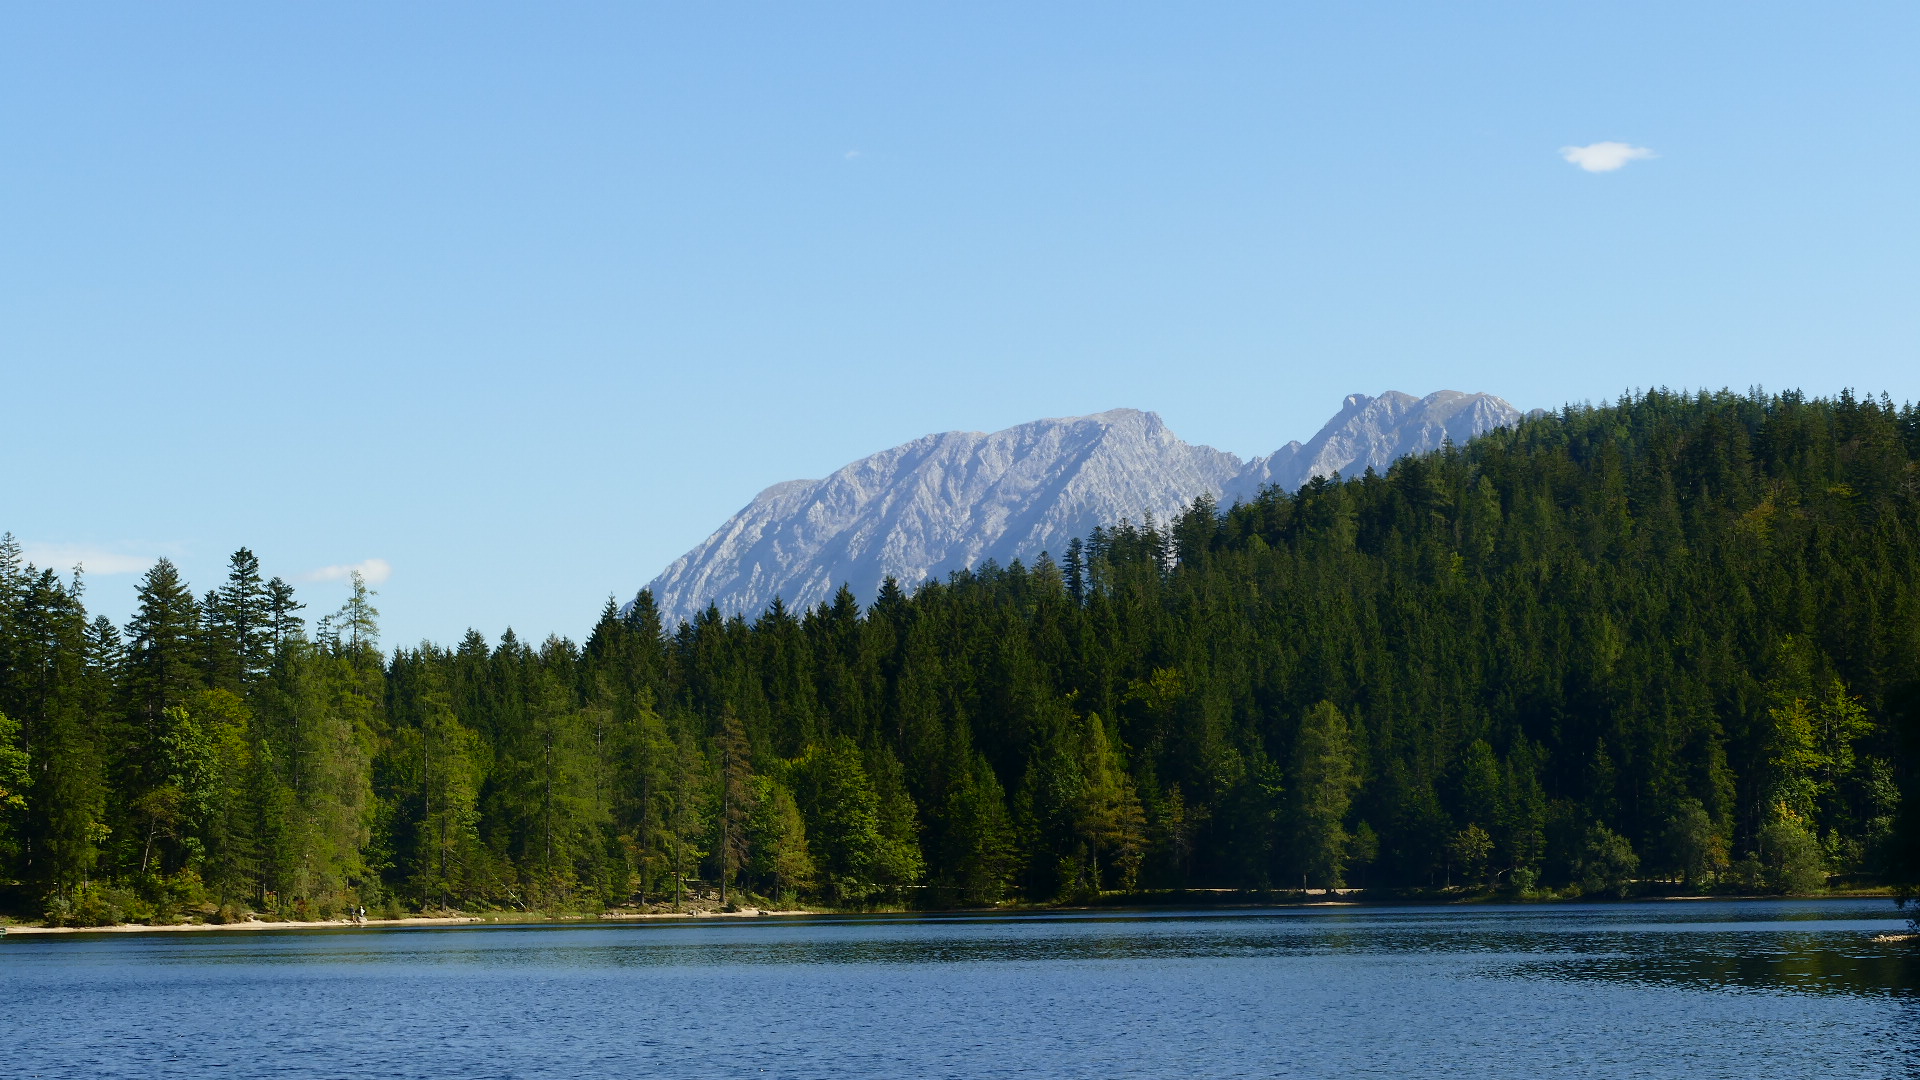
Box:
[4,389,1918,924]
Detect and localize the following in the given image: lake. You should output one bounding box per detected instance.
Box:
[3,898,1915,1078]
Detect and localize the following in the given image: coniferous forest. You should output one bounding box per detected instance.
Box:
[4,389,1919,925]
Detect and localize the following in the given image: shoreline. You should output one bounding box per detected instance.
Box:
[2,889,1897,937]
[3,908,817,937]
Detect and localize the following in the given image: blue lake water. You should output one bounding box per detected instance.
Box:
[3,898,1915,1078]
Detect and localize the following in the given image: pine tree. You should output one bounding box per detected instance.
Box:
[666,726,708,911]
[266,577,305,656]
[746,775,813,901]
[0,711,29,871]
[320,571,380,660]
[713,709,754,904]
[125,559,203,742]
[203,548,273,690]
[936,751,1016,903]
[1291,701,1357,891]
[9,568,99,895]
[791,736,898,902]
[413,684,484,908]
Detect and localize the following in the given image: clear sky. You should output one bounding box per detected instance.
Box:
[4,2,1915,648]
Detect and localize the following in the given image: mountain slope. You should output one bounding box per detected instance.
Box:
[1230,390,1526,498]
[641,390,1521,624]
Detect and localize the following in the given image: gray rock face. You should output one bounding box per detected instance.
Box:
[1229,390,1524,498]
[639,391,1521,625]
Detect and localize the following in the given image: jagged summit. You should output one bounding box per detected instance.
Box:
[635,391,1521,625]
[1232,390,1522,496]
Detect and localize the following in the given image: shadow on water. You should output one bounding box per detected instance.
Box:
[17,898,1918,999]
[1502,935,1920,998]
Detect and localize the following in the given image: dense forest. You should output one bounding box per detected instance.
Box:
[3,389,1919,925]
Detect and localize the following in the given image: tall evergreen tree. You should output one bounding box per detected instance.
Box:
[124,559,203,734]
[1291,701,1358,890]
[266,577,305,656]
[203,548,273,690]
[713,709,754,904]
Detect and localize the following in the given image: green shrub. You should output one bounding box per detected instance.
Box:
[1659,799,1729,888]
[1509,867,1539,896]
[1578,825,1640,898]
[60,884,151,927]
[1758,817,1827,894]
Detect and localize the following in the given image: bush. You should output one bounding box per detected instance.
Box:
[56,884,151,927]
[1759,817,1827,894]
[1509,867,1539,896]
[141,870,212,923]
[1579,824,1640,898]
[1659,799,1729,888]
[1726,857,1767,892]
[1448,824,1493,888]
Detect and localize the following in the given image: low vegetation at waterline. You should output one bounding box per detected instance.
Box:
[3,389,1919,927]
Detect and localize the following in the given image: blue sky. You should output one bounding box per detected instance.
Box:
[4,2,1915,647]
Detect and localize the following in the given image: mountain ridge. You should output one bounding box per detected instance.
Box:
[637,390,1523,625]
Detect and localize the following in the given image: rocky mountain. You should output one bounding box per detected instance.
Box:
[638,390,1522,625]
[1233,390,1527,495]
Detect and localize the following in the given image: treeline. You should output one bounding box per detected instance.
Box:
[3,388,1919,924]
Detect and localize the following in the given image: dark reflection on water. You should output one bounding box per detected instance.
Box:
[1509,940,1920,998]
[3,899,1915,1079]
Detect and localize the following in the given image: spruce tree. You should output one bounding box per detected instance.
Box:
[266,577,305,656]
[203,548,273,689]
[713,709,754,904]
[124,559,203,738]
[1291,701,1357,891]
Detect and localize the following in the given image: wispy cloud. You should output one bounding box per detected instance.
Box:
[1560,141,1656,173]
[301,558,392,585]
[844,149,863,160]
[19,543,155,576]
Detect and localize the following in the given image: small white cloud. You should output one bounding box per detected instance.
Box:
[301,558,392,585]
[1560,141,1656,172]
[844,149,863,160]
[19,543,155,576]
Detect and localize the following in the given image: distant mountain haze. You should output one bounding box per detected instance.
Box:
[639,390,1523,625]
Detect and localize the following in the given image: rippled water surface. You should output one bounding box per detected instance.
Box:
[4,899,1916,1078]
